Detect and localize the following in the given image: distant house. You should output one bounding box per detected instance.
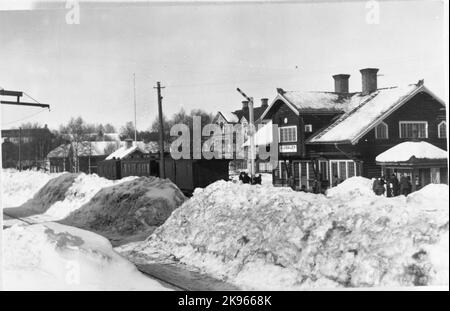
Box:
[251,68,447,191]
[47,140,121,173]
[1,125,54,169]
[213,98,270,172]
[98,139,160,179]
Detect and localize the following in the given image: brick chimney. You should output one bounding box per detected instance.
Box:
[332,74,350,93]
[261,98,269,108]
[242,100,249,110]
[360,68,379,95]
[125,138,133,149]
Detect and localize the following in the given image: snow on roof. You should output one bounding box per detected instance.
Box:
[105,141,160,160]
[243,121,273,146]
[76,141,118,156]
[219,111,239,123]
[309,84,427,144]
[375,141,448,163]
[282,91,351,113]
[106,145,140,160]
[47,144,71,158]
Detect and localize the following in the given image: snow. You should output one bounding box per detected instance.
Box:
[26,173,137,222]
[60,176,186,244]
[375,141,448,162]
[124,179,449,290]
[219,111,239,123]
[309,84,422,143]
[106,141,160,159]
[326,176,375,198]
[3,222,170,290]
[283,91,348,112]
[1,169,61,208]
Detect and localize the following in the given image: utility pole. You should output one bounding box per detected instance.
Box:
[236,88,256,180]
[133,73,137,142]
[18,127,22,171]
[154,82,166,179]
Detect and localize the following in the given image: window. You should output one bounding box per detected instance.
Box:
[305,124,313,133]
[375,122,388,139]
[329,160,359,186]
[279,126,297,143]
[399,121,428,139]
[438,121,446,139]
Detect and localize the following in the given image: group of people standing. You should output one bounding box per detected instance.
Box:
[372,173,421,197]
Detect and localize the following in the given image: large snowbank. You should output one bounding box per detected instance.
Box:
[4,173,79,217]
[3,222,170,290]
[1,169,61,208]
[60,176,186,244]
[26,173,137,222]
[125,180,449,290]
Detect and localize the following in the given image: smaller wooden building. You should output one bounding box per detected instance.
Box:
[47,141,119,173]
[376,141,448,191]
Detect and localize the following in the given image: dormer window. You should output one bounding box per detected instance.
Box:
[438,121,446,139]
[375,121,388,139]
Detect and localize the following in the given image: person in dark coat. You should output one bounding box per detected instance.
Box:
[400,175,411,196]
[391,173,400,196]
[239,172,251,184]
[372,177,385,196]
[252,174,262,185]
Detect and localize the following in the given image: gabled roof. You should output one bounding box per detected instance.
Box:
[47,144,71,158]
[76,141,118,156]
[376,141,447,163]
[217,105,267,125]
[259,90,355,120]
[307,83,445,145]
[217,111,239,123]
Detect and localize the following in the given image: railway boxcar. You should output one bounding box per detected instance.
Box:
[163,158,230,193]
[98,159,121,180]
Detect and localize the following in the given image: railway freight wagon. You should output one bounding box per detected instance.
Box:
[163,158,230,193]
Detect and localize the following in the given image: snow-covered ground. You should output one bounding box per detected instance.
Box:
[3,222,170,290]
[60,176,186,244]
[123,177,449,290]
[26,173,137,222]
[3,172,137,223]
[1,169,61,208]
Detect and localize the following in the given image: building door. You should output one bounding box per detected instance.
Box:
[430,168,440,184]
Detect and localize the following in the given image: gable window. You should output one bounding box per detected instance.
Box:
[279,126,297,143]
[438,121,447,139]
[399,121,428,139]
[375,122,388,139]
[305,124,313,133]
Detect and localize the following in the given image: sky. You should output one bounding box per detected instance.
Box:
[0,0,447,131]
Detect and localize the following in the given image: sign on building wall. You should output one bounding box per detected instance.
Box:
[279,144,297,153]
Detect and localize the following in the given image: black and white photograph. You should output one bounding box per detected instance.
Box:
[0,0,448,294]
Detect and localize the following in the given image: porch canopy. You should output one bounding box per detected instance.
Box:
[376,141,448,189]
[376,141,447,166]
